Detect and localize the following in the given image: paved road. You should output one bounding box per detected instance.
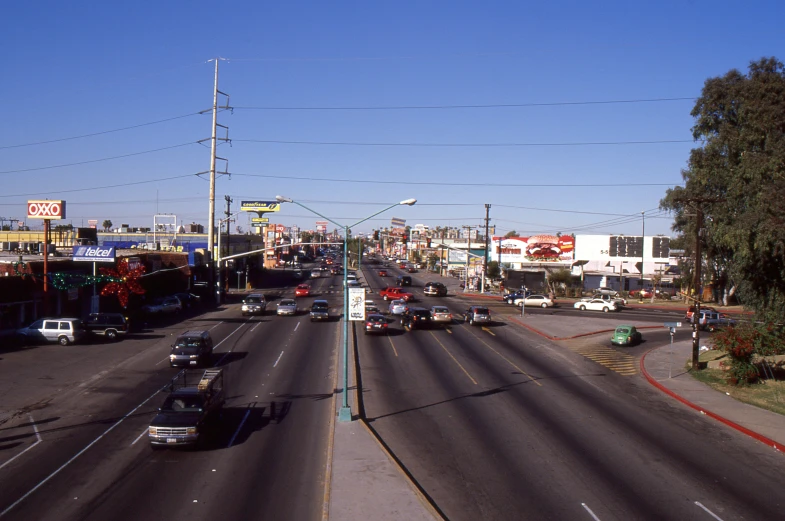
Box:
[0,267,341,521]
[357,259,785,520]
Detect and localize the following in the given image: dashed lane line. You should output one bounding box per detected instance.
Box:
[386,335,399,357]
[428,331,478,385]
[463,327,542,387]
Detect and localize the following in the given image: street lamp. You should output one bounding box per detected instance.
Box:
[639,211,645,303]
[275,195,416,422]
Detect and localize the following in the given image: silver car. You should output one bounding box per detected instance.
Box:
[277,299,298,316]
[241,294,267,316]
[430,306,453,324]
[388,299,409,315]
[16,318,86,346]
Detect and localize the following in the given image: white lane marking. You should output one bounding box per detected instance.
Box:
[209,321,224,330]
[227,407,252,448]
[211,320,248,351]
[130,428,148,446]
[695,502,724,521]
[273,351,284,368]
[0,389,162,518]
[155,357,169,366]
[251,320,262,332]
[581,503,602,521]
[0,415,42,471]
[294,322,300,332]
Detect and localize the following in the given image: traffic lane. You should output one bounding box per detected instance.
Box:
[0,312,264,520]
[359,320,785,520]
[73,308,338,521]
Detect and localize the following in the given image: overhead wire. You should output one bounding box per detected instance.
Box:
[234,138,693,147]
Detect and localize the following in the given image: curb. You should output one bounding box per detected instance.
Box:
[639,350,785,454]
[504,315,661,341]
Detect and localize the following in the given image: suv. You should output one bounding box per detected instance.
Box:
[463,306,492,326]
[84,313,129,341]
[169,331,214,368]
[400,307,432,331]
[241,294,267,316]
[310,300,330,322]
[423,282,448,297]
[16,318,86,346]
[396,275,412,287]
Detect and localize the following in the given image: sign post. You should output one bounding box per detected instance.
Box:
[28,200,66,313]
[664,322,682,378]
[348,287,366,321]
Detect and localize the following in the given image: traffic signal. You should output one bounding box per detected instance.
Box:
[373,230,379,241]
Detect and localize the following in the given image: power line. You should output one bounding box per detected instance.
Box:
[0,174,197,198]
[0,112,203,150]
[232,172,680,188]
[234,138,694,148]
[233,97,695,111]
[0,142,198,175]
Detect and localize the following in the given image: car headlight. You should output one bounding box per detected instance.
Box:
[190,355,199,358]
[186,427,197,435]
[170,354,176,359]
[149,427,157,435]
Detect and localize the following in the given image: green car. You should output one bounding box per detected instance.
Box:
[611,325,642,346]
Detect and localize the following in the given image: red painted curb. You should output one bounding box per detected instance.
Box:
[454,293,502,300]
[639,351,785,453]
[504,316,661,341]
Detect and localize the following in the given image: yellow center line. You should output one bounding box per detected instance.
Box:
[481,326,496,336]
[386,335,399,357]
[428,331,478,385]
[445,328,452,334]
[468,330,542,387]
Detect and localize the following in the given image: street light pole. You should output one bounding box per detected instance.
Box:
[276,196,415,422]
[640,211,645,303]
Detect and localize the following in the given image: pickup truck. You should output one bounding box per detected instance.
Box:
[379,286,415,302]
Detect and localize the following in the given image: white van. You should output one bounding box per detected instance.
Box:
[16,318,86,346]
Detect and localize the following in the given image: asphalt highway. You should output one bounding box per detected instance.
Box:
[359,260,785,521]
[0,268,341,521]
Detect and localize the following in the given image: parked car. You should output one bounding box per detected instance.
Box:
[596,287,619,297]
[423,282,448,297]
[142,296,183,314]
[463,306,492,326]
[401,308,432,331]
[611,325,642,346]
[430,306,453,324]
[697,311,736,331]
[173,292,201,309]
[295,284,311,297]
[169,330,213,368]
[574,299,618,313]
[513,294,555,308]
[83,313,129,341]
[16,317,87,346]
[364,314,389,335]
[310,300,330,322]
[388,299,409,315]
[277,299,298,316]
[241,294,267,316]
[585,294,627,308]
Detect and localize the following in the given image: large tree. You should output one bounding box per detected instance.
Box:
[661,57,785,321]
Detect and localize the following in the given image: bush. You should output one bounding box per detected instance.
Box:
[712,323,785,385]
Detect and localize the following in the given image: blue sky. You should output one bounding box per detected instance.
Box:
[1,1,782,238]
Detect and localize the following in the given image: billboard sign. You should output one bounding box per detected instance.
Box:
[72,245,116,263]
[390,217,406,229]
[251,217,269,223]
[492,235,575,264]
[27,200,66,220]
[348,287,366,321]
[274,224,286,233]
[316,220,328,226]
[240,201,280,212]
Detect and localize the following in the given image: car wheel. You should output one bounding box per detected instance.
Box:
[602,307,610,313]
[542,303,548,308]
[580,305,586,311]
[106,329,118,341]
[58,336,70,346]
[469,318,474,325]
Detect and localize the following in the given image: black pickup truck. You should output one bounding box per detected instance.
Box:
[148,369,225,449]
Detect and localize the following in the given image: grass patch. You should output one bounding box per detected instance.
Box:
[689,358,785,416]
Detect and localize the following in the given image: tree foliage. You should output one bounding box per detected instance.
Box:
[660,57,785,322]
[102,219,113,232]
[503,230,517,238]
[487,260,500,279]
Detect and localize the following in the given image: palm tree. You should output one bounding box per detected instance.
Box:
[102,220,113,232]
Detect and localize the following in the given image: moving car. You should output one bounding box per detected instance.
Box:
[574,298,618,313]
[611,325,642,346]
[388,299,409,315]
[142,296,183,314]
[380,286,415,302]
[430,306,452,324]
[277,299,298,316]
[423,282,448,297]
[407,267,418,273]
[169,330,213,368]
[295,284,311,297]
[311,269,322,279]
[310,300,330,322]
[503,290,531,304]
[685,305,718,322]
[463,306,492,326]
[400,307,432,331]
[364,314,388,335]
[83,313,129,341]
[16,317,86,346]
[241,294,267,316]
[697,311,736,331]
[513,294,555,308]
[378,269,388,277]
[396,275,412,287]
[585,294,627,308]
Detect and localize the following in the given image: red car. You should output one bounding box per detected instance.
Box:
[295,284,311,297]
[378,270,388,277]
[407,267,417,273]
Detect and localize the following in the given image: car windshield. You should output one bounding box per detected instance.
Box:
[246,297,262,303]
[312,303,328,310]
[433,307,449,313]
[616,328,630,334]
[368,316,384,323]
[280,300,296,306]
[161,395,204,412]
[474,308,489,314]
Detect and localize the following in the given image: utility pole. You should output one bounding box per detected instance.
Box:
[199,57,231,304]
[691,207,704,371]
[224,195,233,291]
[462,225,472,292]
[483,204,491,293]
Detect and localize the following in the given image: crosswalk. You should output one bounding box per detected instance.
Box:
[563,339,639,376]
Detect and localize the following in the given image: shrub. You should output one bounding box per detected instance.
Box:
[712,323,785,385]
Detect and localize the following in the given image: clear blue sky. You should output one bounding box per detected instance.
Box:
[1,1,782,238]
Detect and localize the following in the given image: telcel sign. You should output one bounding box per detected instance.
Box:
[28,200,66,220]
[72,246,116,263]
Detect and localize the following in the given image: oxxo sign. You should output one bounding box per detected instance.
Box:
[27,200,66,220]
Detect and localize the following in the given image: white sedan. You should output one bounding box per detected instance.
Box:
[574,298,618,313]
[513,295,555,308]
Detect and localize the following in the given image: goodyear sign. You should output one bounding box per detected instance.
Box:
[72,245,116,262]
[241,201,280,212]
